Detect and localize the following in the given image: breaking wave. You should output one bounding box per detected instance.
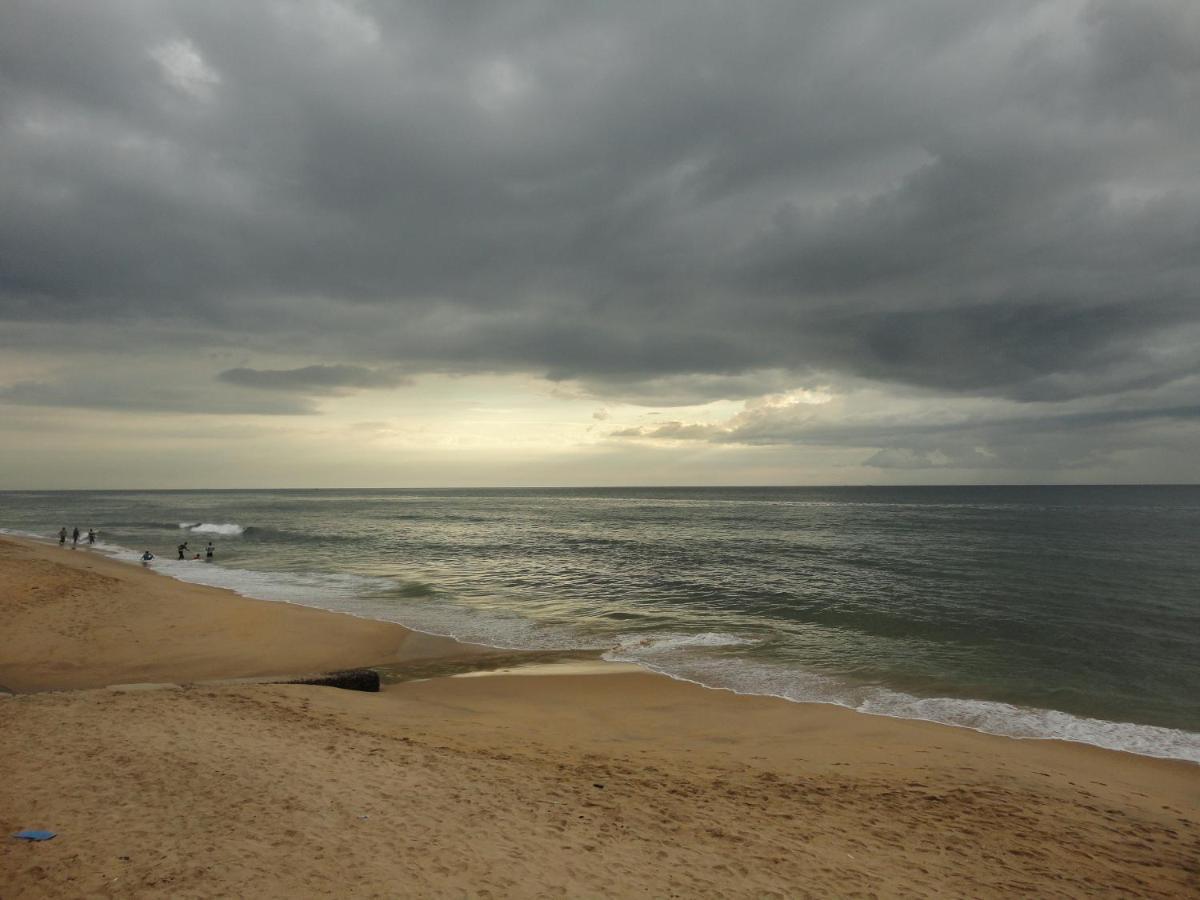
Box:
[604,651,1200,764]
[6,523,1198,764]
[612,632,760,653]
[179,522,245,536]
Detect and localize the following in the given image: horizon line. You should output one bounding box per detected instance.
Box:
[3,482,1198,492]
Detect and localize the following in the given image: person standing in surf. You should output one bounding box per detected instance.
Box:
[87,528,96,546]
[177,541,188,560]
[71,527,80,548]
[205,542,215,561]
[58,527,67,546]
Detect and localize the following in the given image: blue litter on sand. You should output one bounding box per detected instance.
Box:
[14,830,56,841]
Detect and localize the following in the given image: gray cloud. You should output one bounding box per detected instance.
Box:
[217,365,409,393]
[1,0,1198,474]
[614,388,1200,470]
[0,378,315,415]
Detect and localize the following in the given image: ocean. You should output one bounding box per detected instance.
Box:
[3,485,1198,762]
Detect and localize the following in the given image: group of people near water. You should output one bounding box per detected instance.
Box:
[58,526,95,548]
[139,540,216,564]
[56,525,215,565]
[178,540,215,561]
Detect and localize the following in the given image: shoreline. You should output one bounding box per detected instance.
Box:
[9,529,1198,765]
[2,534,1199,896]
[0,534,517,694]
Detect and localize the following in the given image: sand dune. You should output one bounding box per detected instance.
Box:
[1,536,1197,897]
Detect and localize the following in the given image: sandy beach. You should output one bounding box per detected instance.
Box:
[1,535,1197,898]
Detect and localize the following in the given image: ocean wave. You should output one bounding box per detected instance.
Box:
[607,652,1200,764]
[612,632,760,653]
[142,556,389,608]
[30,524,1195,765]
[0,527,48,540]
[856,692,1200,763]
[86,538,137,556]
[107,521,193,530]
[238,525,352,544]
[361,590,594,652]
[179,522,245,536]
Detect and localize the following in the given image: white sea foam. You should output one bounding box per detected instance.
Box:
[855,692,1200,763]
[612,632,760,653]
[11,523,1196,764]
[127,551,582,650]
[88,539,135,556]
[0,527,48,541]
[604,651,1200,764]
[179,522,245,536]
[147,557,383,608]
[0,528,137,558]
[361,594,591,652]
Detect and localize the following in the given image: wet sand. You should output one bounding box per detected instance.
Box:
[1,535,1197,897]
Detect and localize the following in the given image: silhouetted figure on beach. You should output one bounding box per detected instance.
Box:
[205,542,214,561]
[177,541,188,560]
[71,527,80,548]
[87,529,96,545]
[58,527,67,546]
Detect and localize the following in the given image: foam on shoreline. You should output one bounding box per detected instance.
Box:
[7,527,1199,764]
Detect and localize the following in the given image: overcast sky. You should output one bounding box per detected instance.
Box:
[2,0,1198,488]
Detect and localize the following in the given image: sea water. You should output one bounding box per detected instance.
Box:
[3,485,1198,762]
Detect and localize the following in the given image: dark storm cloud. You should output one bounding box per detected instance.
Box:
[0,378,315,415]
[1,0,1198,422]
[217,364,409,393]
